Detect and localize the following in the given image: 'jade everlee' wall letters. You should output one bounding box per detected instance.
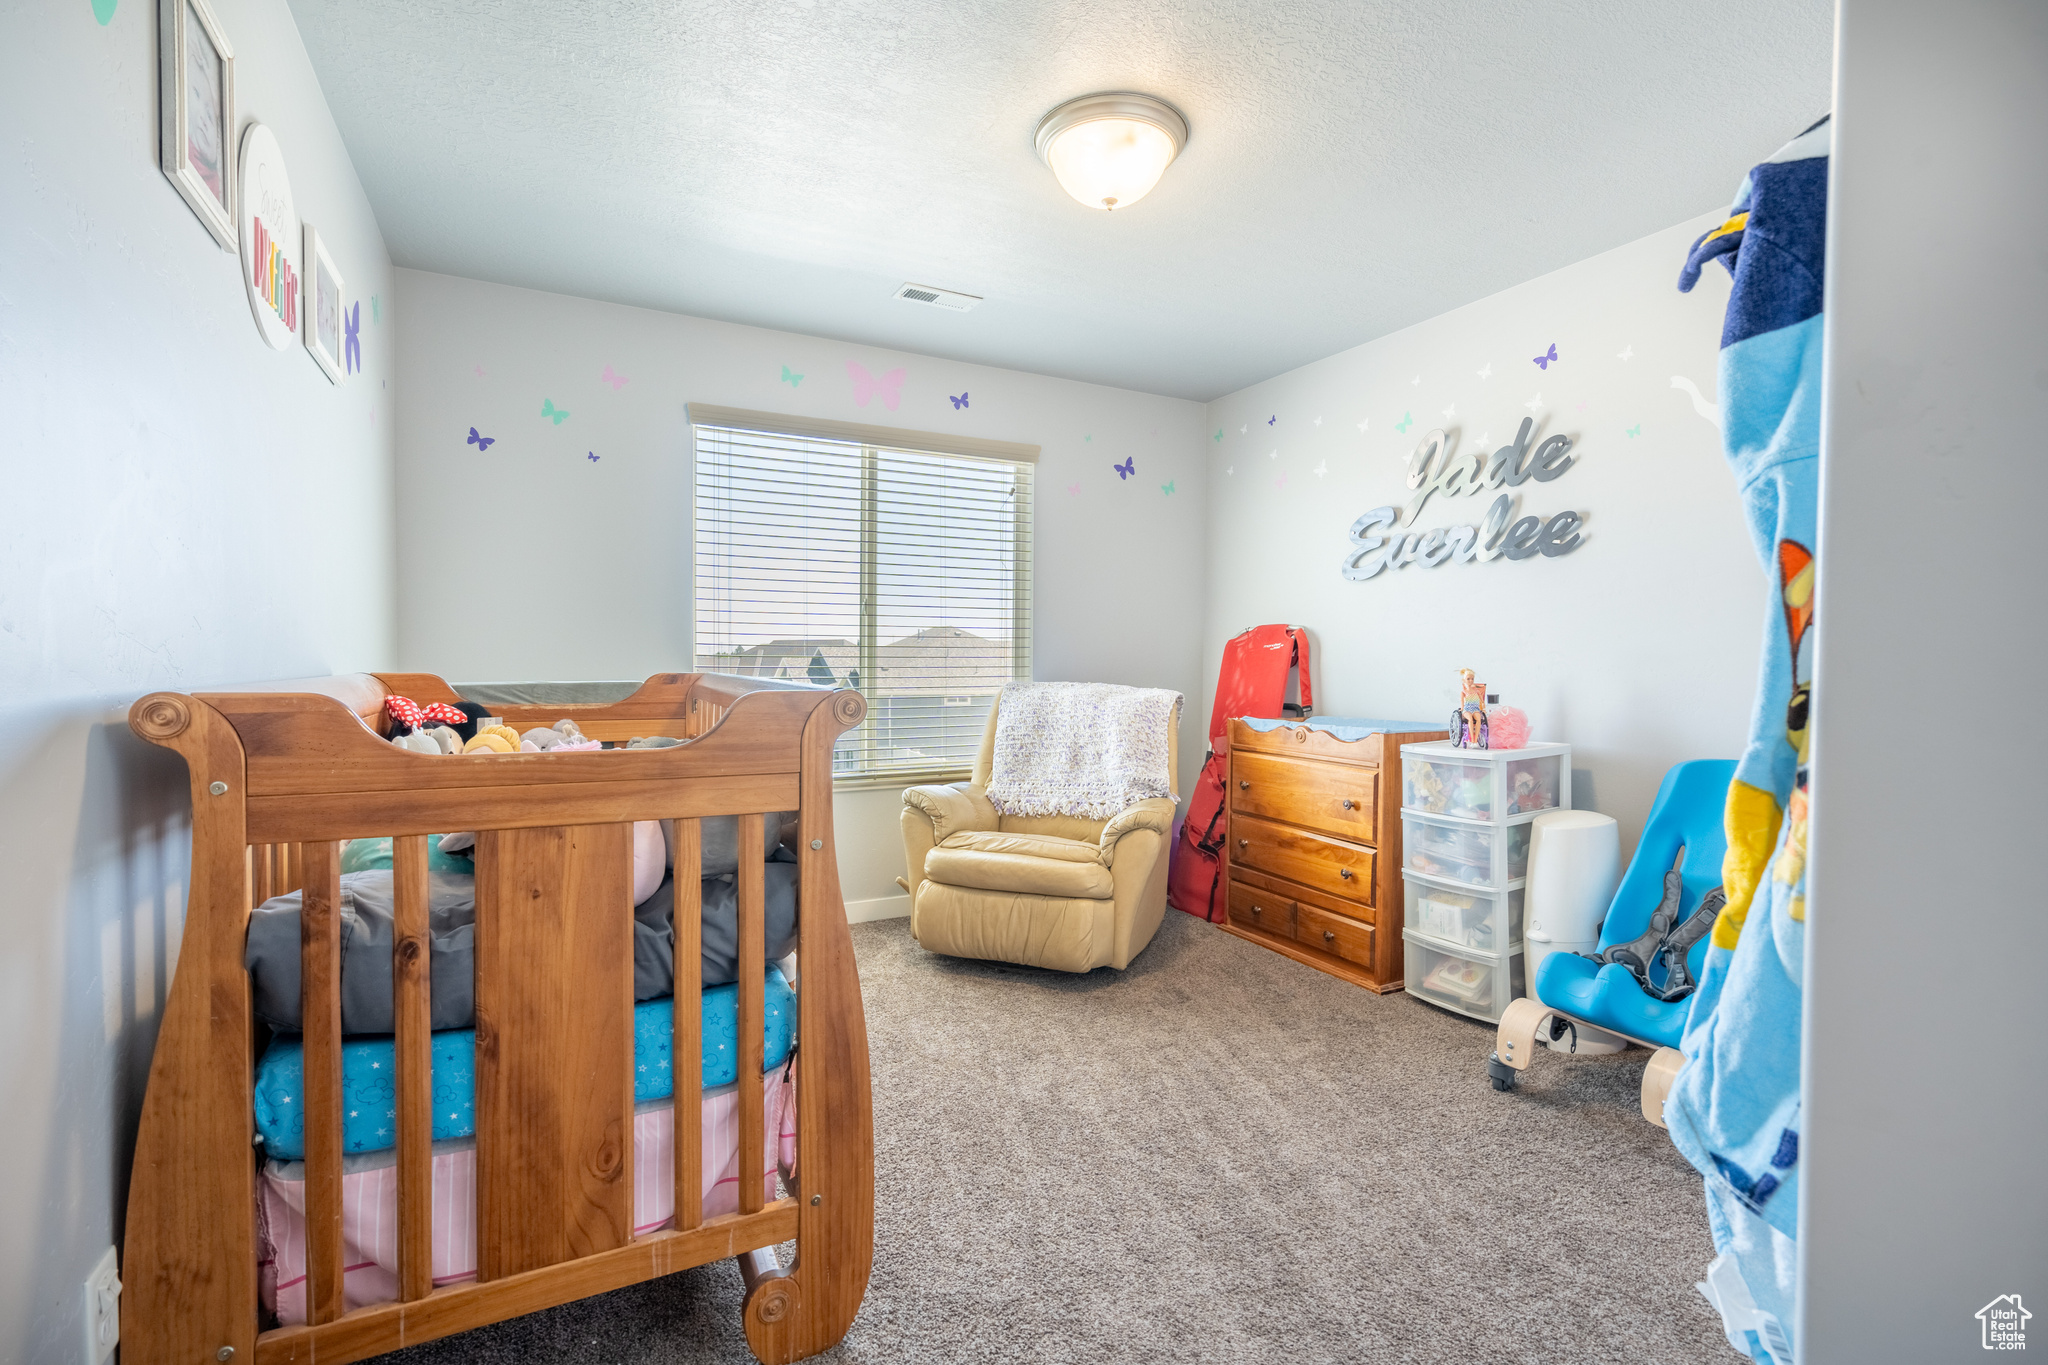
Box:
[1342,416,1586,581]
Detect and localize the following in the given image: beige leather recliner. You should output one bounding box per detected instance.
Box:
[900,694,1179,973]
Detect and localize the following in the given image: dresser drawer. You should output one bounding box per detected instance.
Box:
[1230,813,1376,907]
[1231,751,1378,842]
[1296,902,1375,969]
[1227,879,1296,937]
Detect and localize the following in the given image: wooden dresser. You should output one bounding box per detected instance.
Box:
[1219,718,1447,992]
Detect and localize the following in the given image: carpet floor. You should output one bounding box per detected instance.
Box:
[366,910,1725,1364]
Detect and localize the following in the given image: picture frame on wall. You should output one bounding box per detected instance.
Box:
[157,0,236,249]
[302,225,346,383]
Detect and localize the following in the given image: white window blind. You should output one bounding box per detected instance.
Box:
[692,414,1034,781]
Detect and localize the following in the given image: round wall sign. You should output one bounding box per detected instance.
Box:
[237,122,299,350]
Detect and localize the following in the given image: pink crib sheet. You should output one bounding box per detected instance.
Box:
[258,1074,796,1325]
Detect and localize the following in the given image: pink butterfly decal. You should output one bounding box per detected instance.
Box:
[601,365,628,390]
[847,361,906,411]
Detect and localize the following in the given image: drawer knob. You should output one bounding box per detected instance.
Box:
[1339,867,1354,880]
[1250,904,1262,917]
[1323,930,1336,943]
[1239,780,1251,790]
[1238,838,1249,849]
[1342,798,1356,810]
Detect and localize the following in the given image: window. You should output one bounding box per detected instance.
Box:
[690,406,1036,781]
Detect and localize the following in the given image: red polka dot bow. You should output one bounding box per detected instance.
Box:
[385,695,468,731]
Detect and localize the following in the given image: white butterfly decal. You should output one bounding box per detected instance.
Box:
[1525,392,1543,411]
[1476,363,1492,380]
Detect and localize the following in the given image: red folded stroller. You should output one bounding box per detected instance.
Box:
[1167,625,1313,922]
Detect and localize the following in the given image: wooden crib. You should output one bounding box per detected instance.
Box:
[123,671,872,1365]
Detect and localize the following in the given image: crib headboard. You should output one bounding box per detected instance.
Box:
[124,671,873,1365]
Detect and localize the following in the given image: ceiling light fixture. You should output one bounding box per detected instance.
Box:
[1033,92,1188,212]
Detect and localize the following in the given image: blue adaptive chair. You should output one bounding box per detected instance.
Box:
[1486,759,1736,1125]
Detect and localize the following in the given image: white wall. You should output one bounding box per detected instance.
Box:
[1201,214,1756,861]
[0,3,394,1359]
[1801,3,2048,1358]
[393,270,1209,911]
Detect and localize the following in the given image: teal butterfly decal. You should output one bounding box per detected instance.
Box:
[781,366,803,387]
[1626,424,1642,437]
[1162,481,1175,496]
[1395,412,1413,433]
[541,399,569,424]
[1213,429,1223,442]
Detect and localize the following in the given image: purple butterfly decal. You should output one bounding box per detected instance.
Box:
[1267,415,1276,425]
[343,301,361,374]
[1532,343,1558,370]
[1114,457,1135,479]
[847,361,906,411]
[949,392,969,410]
[588,451,600,461]
[467,426,495,451]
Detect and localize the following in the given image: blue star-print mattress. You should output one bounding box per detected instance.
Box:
[253,969,795,1160]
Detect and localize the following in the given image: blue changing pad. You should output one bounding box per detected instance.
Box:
[1237,716,1442,743]
[253,969,796,1159]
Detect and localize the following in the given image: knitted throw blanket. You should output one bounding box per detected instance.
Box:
[984,681,1181,820]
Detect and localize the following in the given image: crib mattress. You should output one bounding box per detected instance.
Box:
[253,969,795,1159]
[257,1075,797,1326]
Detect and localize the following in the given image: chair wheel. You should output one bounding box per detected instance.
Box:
[1486,1051,1518,1092]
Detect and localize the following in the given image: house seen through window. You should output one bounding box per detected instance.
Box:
[692,413,1034,780]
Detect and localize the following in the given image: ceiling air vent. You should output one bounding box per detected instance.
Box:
[894,282,982,312]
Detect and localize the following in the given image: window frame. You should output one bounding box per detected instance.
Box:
[686,404,1039,786]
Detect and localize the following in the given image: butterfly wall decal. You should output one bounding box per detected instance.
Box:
[1533,343,1559,370]
[1395,412,1413,433]
[1161,481,1175,495]
[949,392,969,410]
[343,301,361,375]
[1214,429,1223,442]
[601,365,628,390]
[1067,483,1081,495]
[847,361,905,411]
[1477,362,1493,379]
[371,295,380,325]
[467,427,494,451]
[1626,424,1642,437]
[1313,460,1328,478]
[1525,392,1543,410]
[541,399,570,424]
[1616,344,1634,362]
[1114,458,1135,479]
[1267,415,1276,426]
[588,451,600,461]
[781,366,803,387]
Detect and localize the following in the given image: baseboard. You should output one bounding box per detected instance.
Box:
[845,893,910,923]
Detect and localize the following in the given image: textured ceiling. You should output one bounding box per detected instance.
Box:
[288,0,1833,400]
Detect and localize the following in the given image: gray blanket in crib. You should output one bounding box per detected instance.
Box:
[245,858,799,1034]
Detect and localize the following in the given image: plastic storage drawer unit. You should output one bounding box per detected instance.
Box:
[1403,929,1528,1023]
[1401,745,1568,822]
[1401,812,1531,886]
[1404,870,1525,954]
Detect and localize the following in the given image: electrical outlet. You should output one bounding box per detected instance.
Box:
[82,1247,120,1365]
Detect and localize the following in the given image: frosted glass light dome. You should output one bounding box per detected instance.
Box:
[1034,93,1189,212]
